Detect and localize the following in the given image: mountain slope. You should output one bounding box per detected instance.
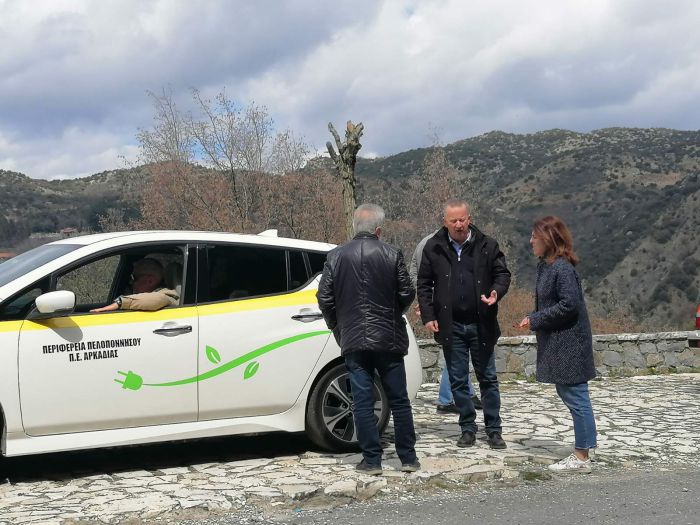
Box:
[355,128,700,328]
[2,128,698,328]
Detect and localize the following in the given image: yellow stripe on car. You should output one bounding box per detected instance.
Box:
[0,290,319,332]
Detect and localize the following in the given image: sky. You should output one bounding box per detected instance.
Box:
[1,0,699,179]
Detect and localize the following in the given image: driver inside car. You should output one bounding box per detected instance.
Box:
[90,258,179,313]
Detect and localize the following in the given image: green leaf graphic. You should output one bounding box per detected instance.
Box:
[244,361,259,380]
[205,345,221,365]
[120,330,330,389]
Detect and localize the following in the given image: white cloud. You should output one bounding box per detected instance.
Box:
[245,0,700,153]
[0,125,139,179]
[0,0,699,178]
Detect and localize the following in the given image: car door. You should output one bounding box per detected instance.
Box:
[18,243,199,436]
[196,244,331,420]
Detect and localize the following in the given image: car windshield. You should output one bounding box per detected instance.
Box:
[0,244,80,288]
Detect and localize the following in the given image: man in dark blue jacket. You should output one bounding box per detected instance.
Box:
[418,199,511,449]
[317,204,419,475]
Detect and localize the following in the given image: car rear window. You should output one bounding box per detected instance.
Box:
[0,244,80,287]
[307,251,327,276]
[205,244,288,301]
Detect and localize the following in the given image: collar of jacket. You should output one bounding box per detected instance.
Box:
[434,225,484,253]
[352,232,379,241]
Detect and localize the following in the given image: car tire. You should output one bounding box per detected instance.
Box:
[305,363,390,452]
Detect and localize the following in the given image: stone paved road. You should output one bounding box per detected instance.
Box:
[0,374,698,524]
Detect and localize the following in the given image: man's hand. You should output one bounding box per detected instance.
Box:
[90,302,119,313]
[425,320,439,333]
[516,316,530,330]
[414,303,421,317]
[480,290,498,306]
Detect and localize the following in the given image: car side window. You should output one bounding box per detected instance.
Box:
[307,251,327,276]
[205,244,287,302]
[54,245,188,312]
[56,255,121,307]
[288,250,308,290]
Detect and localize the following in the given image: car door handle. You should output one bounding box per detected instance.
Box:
[291,309,324,322]
[153,323,192,336]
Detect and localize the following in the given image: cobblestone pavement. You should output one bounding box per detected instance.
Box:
[0,374,698,524]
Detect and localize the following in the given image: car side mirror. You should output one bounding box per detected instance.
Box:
[32,290,76,317]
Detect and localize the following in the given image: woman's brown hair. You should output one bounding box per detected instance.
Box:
[532,216,579,265]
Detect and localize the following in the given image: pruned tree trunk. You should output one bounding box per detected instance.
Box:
[326,120,364,240]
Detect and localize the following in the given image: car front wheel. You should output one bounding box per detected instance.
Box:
[305,363,390,451]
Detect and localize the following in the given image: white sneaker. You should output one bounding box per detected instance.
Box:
[548,453,592,474]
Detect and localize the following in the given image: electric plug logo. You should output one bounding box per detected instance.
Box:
[114,330,329,391]
[114,370,144,390]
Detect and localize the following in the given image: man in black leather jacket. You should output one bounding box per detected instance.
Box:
[317,204,419,475]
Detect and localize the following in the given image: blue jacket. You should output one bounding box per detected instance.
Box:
[529,257,596,384]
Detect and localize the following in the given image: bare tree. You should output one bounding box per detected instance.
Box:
[273,168,345,243]
[271,129,310,175]
[188,90,255,228]
[238,102,275,173]
[326,121,364,240]
[136,90,227,230]
[136,87,315,233]
[97,208,132,233]
[136,88,194,165]
[137,162,236,231]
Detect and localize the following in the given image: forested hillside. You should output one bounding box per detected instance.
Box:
[2,127,698,329]
[355,128,700,329]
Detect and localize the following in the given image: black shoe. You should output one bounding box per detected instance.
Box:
[457,431,476,447]
[471,395,483,410]
[356,459,382,475]
[487,432,507,449]
[401,460,421,473]
[436,403,460,414]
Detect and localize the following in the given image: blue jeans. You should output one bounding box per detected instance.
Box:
[445,322,502,435]
[556,383,597,450]
[438,360,475,404]
[344,351,417,466]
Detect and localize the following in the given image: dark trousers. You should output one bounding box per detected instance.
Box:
[344,351,417,466]
[444,322,502,435]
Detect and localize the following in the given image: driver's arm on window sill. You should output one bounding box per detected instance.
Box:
[90,301,120,313]
[90,291,176,313]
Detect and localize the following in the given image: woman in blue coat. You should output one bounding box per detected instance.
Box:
[518,216,597,473]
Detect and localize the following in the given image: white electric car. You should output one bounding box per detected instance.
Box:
[0,231,423,457]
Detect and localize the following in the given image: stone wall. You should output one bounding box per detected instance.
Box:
[418,331,700,382]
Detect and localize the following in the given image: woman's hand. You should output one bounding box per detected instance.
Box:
[516,316,530,330]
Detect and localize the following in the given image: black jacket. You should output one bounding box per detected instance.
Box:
[529,257,596,384]
[316,232,415,355]
[417,226,511,349]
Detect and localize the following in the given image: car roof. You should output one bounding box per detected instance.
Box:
[48,230,335,252]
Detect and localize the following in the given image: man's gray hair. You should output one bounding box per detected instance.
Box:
[442,198,470,217]
[133,258,164,279]
[353,204,385,234]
